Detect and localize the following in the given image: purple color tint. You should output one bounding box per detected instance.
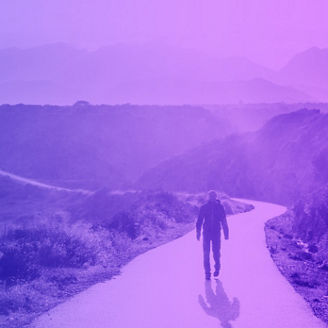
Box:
[0,1,328,104]
[199,280,240,328]
[31,201,325,328]
[0,2,328,327]
[1,1,328,68]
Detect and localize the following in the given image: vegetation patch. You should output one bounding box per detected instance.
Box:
[265,197,328,324]
[0,186,252,328]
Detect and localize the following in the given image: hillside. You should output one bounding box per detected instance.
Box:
[0,104,230,190]
[138,109,328,205]
[206,102,328,132]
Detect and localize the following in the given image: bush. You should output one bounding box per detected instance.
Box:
[107,211,139,239]
[0,297,20,315]
[0,189,201,328]
[0,247,39,285]
[292,187,328,243]
[0,190,196,288]
[0,222,120,286]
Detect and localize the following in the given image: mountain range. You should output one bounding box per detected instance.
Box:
[0,43,326,105]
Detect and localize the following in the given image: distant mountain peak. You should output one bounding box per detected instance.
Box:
[278,46,328,101]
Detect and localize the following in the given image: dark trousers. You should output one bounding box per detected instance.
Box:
[203,232,221,276]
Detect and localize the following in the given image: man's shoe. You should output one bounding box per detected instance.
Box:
[213,270,220,277]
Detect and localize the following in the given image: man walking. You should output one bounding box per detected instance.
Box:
[196,190,229,280]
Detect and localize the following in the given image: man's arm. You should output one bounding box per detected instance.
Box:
[196,206,204,240]
[220,205,229,240]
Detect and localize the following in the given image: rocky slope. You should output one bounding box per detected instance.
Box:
[265,186,328,323]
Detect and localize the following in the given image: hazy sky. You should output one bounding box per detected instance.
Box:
[1,0,328,68]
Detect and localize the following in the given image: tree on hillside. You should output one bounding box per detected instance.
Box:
[73,100,90,107]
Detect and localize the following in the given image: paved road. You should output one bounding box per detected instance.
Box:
[31,200,327,328]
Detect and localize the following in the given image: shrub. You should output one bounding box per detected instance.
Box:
[107,211,139,239]
[0,246,39,286]
[0,221,119,286]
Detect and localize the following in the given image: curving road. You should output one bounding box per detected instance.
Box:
[0,169,90,194]
[31,200,327,328]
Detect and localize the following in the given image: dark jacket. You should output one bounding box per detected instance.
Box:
[196,200,229,239]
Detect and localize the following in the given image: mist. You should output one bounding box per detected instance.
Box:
[1,1,328,327]
[1,0,328,68]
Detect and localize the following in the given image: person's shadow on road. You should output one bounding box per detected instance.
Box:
[198,279,240,328]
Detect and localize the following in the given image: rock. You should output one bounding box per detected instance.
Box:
[288,251,313,261]
[319,263,328,271]
[284,233,293,240]
[308,244,319,253]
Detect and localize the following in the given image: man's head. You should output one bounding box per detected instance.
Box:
[208,190,217,202]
